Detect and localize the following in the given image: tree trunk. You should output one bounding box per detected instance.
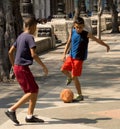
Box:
[108,0,119,33]
[97,0,103,39]
[0,0,22,82]
[73,0,80,21]
[0,7,5,81]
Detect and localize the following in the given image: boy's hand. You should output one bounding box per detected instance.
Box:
[62,55,66,62]
[106,45,110,52]
[43,66,48,76]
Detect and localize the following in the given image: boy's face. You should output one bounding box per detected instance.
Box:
[74,23,84,33]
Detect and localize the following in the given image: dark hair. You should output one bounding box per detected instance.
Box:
[24,16,38,28]
[24,15,48,27]
[74,17,84,25]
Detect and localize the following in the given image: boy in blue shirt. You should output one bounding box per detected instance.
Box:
[61,17,110,101]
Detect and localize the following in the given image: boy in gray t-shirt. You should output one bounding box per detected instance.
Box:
[5,16,48,124]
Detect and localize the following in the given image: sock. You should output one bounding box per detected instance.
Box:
[8,109,15,112]
[26,115,33,119]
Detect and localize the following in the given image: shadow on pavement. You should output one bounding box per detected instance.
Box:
[46,117,112,124]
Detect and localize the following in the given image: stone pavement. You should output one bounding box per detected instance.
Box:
[0,32,120,129]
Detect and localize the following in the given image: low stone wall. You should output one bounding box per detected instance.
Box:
[35,37,53,55]
[91,15,112,34]
[51,18,92,43]
[51,19,68,43]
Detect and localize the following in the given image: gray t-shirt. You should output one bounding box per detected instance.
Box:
[13,33,36,66]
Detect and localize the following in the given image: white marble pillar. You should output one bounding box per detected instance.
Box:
[40,0,45,18]
[40,0,50,18]
[34,0,50,19]
[45,0,50,18]
[34,0,41,18]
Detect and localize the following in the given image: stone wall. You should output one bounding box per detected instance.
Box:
[35,23,56,54]
[51,19,68,43]
[51,18,92,43]
[35,37,53,55]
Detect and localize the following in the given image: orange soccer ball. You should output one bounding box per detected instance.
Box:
[60,88,74,103]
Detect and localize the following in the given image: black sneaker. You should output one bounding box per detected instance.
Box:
[66,78,72,85]
[25,116,44,123]
[73,95,84,102]
[5,110,19,125]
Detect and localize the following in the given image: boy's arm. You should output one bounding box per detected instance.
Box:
[62,32,71,61]
[8,45,16,67]
[88,33,110,52]
[30,48,48,76]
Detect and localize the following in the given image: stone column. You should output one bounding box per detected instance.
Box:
[20,0,34,18]
[50,0,58,16]
[46,0,50,18]
[92,0,97,15]
[53,0,66,18]
[85,0,92,16]
[103,0,110,14]
[65,0,74,15]
[80,0,87,17]
[33,0,41,18]
[57,2,65,15]
[73,0,80,20]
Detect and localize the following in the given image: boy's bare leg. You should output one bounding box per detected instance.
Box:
[61,70,72,79]
[9,92,38,115]
[6,92,39,124]
[27,93,38,115]
[9,93,32,111]
[72,76,82,95]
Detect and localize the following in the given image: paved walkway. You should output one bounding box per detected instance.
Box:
[0,32,120,129]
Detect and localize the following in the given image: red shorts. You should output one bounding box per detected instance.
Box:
[61,56,83,77]
[13,65,39,93]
